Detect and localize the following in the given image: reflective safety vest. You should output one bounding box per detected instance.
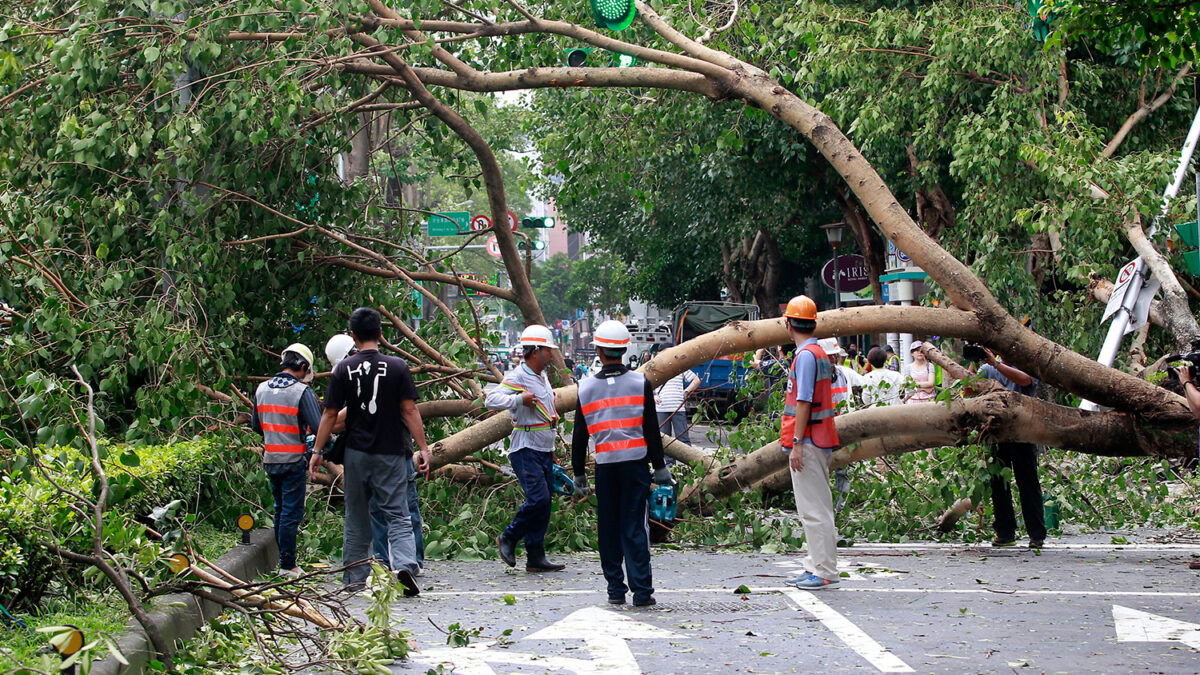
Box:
[578,370,649,464]
[885,354,901,372]
[254,379,309,464]
[780,342,840,450]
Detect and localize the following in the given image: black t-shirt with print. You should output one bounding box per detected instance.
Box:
[324,349,419,456]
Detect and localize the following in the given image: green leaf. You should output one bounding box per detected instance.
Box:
[143,46,160,63]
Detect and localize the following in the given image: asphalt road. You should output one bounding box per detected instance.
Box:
[357,535,1200,674]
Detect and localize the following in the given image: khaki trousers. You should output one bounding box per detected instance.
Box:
[789,441,839,580]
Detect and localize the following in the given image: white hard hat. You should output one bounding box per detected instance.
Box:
[282,343,315,369]
[519,324,559,349]
[592,320,631,348]
[325,334,356,367]
[819,337,844,356]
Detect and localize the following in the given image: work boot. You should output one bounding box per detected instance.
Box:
[525,550,566,573]
[496,535,516,567]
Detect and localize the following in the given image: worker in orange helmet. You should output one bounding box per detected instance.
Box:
[778,296,842,590]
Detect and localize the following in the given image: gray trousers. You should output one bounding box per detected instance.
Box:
[343,448,418,585]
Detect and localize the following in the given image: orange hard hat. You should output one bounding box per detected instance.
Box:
[783,295,818,321]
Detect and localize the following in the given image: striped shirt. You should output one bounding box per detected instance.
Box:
[654,369,700,412]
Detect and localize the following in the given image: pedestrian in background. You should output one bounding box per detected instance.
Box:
[654,341,700,462]
[905,341,937,403]
[572,321,672,607]
[487,325,566,573]
[310,308,429,594]
[861,347,907,407]
[252,343,322,578]
[884,345,901,372]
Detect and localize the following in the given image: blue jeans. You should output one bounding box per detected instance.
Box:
[596,460,653,601]
[266,460,307,570]
[657,410,690,467]
[504,448,554,554]
[371,455,424,565]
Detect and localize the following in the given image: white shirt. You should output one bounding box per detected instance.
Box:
[484,364,558,453]
[655,369,700,412]
[860,368,907,407]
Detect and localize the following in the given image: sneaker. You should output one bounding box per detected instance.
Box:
[991,537,1018,547]
[415,565,424,577]
[607,594,626,605]
[632,596,657,607]
[1028,539,1044,550]
[281,567,305,579]
[784,573,814,586]
[788,575,839,590]
[396,568,420,597]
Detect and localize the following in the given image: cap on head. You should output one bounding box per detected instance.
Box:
[592,320,631,348]
[519,324,559,349]
[909,341,925,352]
[818,337,844,356]
[783,295,818,320]
[325,334,356,367]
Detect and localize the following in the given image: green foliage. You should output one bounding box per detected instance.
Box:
[0,594,128,672]
[529,252,632,325]
[1046,0,1200,69]
[0,435,261,609]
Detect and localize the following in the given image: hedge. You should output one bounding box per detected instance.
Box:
[0,437,262,610]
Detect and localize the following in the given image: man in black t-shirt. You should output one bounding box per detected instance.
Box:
[311,308,430,594]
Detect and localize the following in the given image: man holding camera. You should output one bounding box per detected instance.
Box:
[968,345,1047,549]
[1174,366,1200,419]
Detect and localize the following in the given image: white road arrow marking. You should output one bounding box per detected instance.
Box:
[1113,605,1200,650]
[524,606,682,673]
[414,606,682,675]
[782,588,914,673]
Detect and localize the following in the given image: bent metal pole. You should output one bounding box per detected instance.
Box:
[1081,106,1200,412]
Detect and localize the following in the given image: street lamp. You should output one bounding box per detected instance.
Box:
[821,222,847,309]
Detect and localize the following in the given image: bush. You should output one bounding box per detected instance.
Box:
[0,437,264,610]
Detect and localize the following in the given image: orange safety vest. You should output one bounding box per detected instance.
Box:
[779,342,840,450]
[578,370,649,464]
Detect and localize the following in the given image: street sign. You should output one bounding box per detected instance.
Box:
[1101,259,1139,322]
[486,235,502,258]
[427,211,471,236]
[508,210,519,232]
[459,273,498,296]
[1126,278,1160,335]
[470,214,491,232]
[820,254,871,293]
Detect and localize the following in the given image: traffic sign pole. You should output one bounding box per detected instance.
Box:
[1081,106,1200,411]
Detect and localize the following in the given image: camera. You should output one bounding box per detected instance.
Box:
[962,342,987,363]
[1165,350,1200,382]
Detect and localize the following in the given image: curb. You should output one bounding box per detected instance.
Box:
[91,529,278,675]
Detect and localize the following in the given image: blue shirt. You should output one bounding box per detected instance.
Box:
[792,338,819,403]
[979,364,1036,395]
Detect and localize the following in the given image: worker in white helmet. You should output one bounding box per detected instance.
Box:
[485,324,566,573]
[251,343,322,578]
[571,320,672,607]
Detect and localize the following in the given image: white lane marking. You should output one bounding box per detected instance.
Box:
[831,542,1200,552]
[1113,605,1200,650]
[422,586,1200,598]
[782,588,914,673]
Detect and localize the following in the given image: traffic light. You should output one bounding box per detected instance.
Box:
[592,0,636,31]
[565,48,592,67]
[1176,220,1200,275]
[516,239,547,251]
[521,216,556,228]
[563,49,635,67]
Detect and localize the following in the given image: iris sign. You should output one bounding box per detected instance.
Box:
[820,254,871,293]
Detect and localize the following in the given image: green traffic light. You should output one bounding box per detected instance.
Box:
[591,0,636,31]
[565,48,591,67]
